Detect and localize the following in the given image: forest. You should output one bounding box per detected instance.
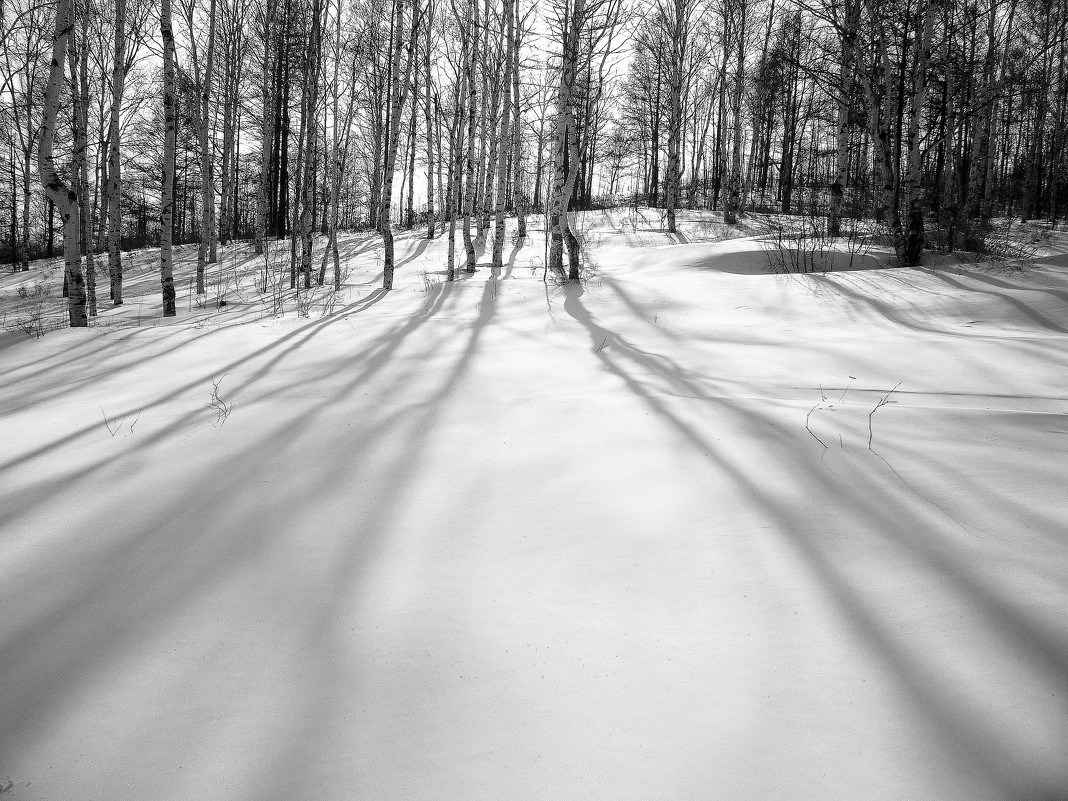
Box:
[2,0,1066,327]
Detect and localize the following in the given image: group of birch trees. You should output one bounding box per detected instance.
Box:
[618,0,1068,262]
[2,0,1067,326]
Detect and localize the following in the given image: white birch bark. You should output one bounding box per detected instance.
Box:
[491,0,514,270]
[107,0,126,304]
[380,0,421,289]
[38,0,86,326]
[161,0,178,316]
[254,0,275,255]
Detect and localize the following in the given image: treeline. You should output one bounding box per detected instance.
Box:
[616,0,1068,260]
[1,0,1065,326]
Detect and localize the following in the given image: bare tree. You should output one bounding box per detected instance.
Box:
[657,0,699,233]
[254,0,276,255]
[827,0,858,237]
[723,0,748,225]
[161,0,178,316]
[379,0,421,289]
[490,0,514,270]
[106,0,128,303]
[37,0,87,326]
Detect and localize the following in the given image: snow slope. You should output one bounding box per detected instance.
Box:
[1,212,1067,800]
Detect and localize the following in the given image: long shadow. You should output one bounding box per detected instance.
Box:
[503,239,525,281]
[0,287,394,487]
[810,272,1011,339]
[394,235,432,269]
[0,277,466,753]
[560,280,1068,799]
[0,236,385,411]
[948,266,1068,304]
[926,269,1068,334]
[0,253,512,801]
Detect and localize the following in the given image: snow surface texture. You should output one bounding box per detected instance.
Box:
[1,209,1067,800]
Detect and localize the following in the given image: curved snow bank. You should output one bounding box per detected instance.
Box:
[622,236,893,275]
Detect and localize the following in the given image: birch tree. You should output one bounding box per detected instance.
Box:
[827,0,858,238]
[106,0,128,303]
[37,0,86,326]
[657,0,698,233]
[254,0,276,255]
[900,0,943,266]
[722,0,748,225]
[546,0,584,279]
[490,0,514,270]
[160,0,178,316]
[298,0,324,289]
[461,0,479,271]
[379,0,421,289]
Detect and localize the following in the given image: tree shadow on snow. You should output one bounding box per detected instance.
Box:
[560,279,1068,800]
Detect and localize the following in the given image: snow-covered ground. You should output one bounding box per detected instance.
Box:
[2,209,1067,800]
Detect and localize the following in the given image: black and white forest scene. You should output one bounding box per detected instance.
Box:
[1,0,1067,796]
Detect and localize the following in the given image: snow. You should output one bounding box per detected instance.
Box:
[1,210,1067,800]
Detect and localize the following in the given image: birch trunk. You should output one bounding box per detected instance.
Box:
[299,0,323,291]
[662,0,689,233]
[474,0,490,243]
[447,57,469,281]
[38,0,86,326]
[405,61,418,229]
[21,140,31,271]
[255,1,275,255]
[424,3,435,239]
[512,18,526,238]
[462,0,479,271]
[480,66,502,242]
[828,0,858,238]
[107,0,126,303]
[723,0,746,225]
[547,0,584,278]
[219,18,238,247]
[322,0,344,289]
[380,0,421,289]
[859,0,901,249]
[161,0,178,316]
[69,8,97,317]
[491,0,514,270]
[900,0,941,266]
[196,0,218,293]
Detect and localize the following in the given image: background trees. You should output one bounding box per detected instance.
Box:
[4,0,1068,323]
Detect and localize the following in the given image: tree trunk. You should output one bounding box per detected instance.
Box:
[723,0,746,225]
[299,0,323,293]
[491,0,514,270]
[161,0,178,316]
[39,0,86,326]
[900,0,941,267]
[380,0,421,289]
[69,9,96,317]
[462,0,479,272]
[547,0,584,279]
[512,12,526,238]
[663,0,689,233]
[858,0,901,249]
[255,1,276,255]
[196,0,218,293]
[107,0,127,304]
[424,4,436,239]
[828,0,858,237]
[405,60,418,229]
